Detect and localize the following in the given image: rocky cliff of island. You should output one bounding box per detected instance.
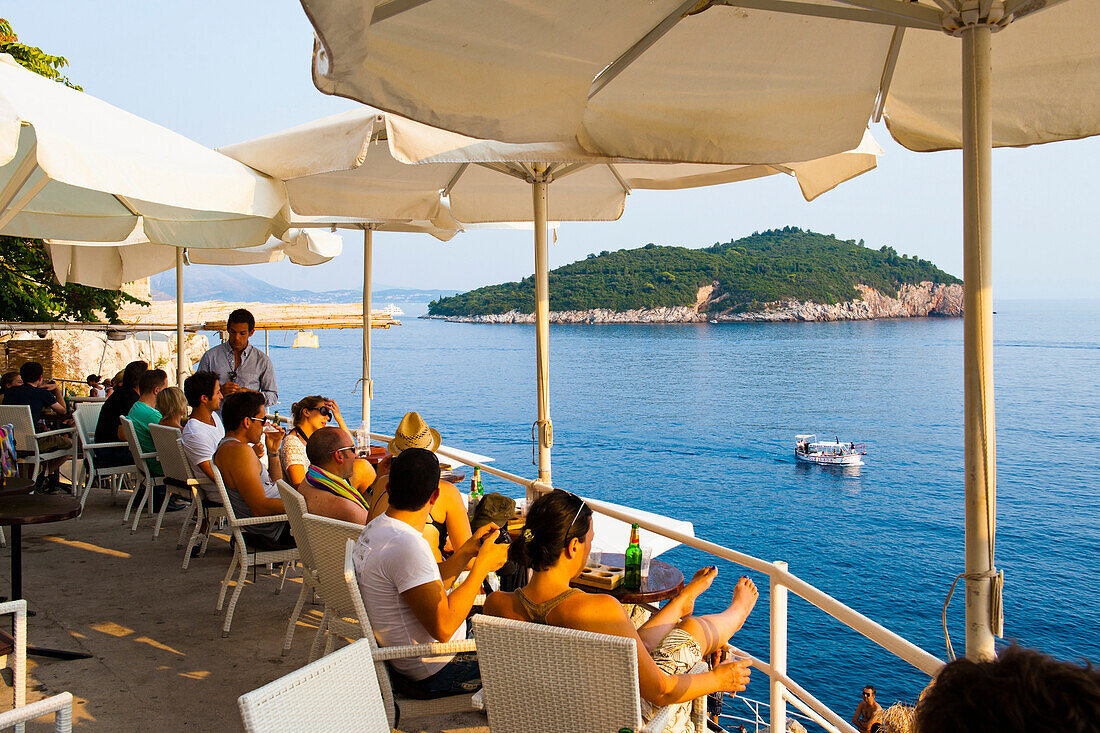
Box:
[427,228,963,324]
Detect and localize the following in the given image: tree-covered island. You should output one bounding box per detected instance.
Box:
[428,228,961,320]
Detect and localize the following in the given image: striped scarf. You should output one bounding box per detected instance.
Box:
[305,465,369,513]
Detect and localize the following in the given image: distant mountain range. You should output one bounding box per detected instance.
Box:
[150,266,457,304]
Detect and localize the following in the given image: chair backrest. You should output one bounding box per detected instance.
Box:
[73,403,104,446]
[300,514,363,622]
[148,424,195,486]
[119,417,148,467]
[0,404,38,456]
[471,614,645,733]
[209,464,243,530]
[276,481,316,569]
[237,637,389,733]
[343,538,398,727]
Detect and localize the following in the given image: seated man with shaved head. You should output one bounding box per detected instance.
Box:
[298,426,372,524]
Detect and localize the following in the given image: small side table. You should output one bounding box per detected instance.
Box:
[0,495,90,660]
[573,552,685,604]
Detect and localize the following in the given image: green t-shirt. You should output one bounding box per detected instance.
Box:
[127,400,163,475]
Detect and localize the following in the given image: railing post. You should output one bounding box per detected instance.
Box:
[770,561,788,733]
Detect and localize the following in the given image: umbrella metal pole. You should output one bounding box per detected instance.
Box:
[175,248,185,385]
[532,174,552,491]
[962,23,997,662]
[362,227,373,438]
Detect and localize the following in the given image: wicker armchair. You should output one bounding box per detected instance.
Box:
[209,465,297,637]
[148,424,228,567]
[118,416,161,533]
[72,403,135,510]
[0,404,76,488]
[472,613,707,733]
[0,599,74,733]
[275,480,322,656]
[237,638,388,733]
[340,538,480,729]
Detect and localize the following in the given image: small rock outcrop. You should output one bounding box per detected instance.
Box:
[426,282,963,325]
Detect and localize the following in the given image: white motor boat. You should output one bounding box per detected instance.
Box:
[794,434,866,466]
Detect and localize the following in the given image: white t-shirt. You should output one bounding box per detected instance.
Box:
[180,412,223,500]
[352,514,465,680]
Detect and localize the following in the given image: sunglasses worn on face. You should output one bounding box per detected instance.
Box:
[334,446,356,456]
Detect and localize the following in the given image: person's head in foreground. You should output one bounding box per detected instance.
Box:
[226,309,255,354]
[915,644,1100,732]
[156,387,188,427]
[221,390,267,439]
[386,447,441,511]
[387,411,441,456]
[305,426,356,479]
[183,371,221,413]
[1,372,21,392]
[19,361,46,386]
[291,395,332,433]
[512,488,594,573]
[139,369,168,399]
[120,361,149,394]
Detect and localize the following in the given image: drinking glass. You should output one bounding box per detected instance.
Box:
[640,547,653,579]
[588,550,602,568]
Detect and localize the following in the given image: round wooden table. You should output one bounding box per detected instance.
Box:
[0,478,35,497]
[573,552,685,604]
[0,494,90,660]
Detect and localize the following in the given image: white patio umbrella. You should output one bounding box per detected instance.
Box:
[222,107,880,478]
[46,225,345,383]
[0,54,286,248]
[300,0,1100,668]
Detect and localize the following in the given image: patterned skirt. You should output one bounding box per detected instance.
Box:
[640,628,704,733]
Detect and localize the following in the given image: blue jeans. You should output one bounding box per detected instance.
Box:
[389,652,481,699]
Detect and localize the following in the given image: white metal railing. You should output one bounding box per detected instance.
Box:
[373,432,945,733]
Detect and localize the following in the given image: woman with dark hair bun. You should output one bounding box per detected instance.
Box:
[485,489,760,733]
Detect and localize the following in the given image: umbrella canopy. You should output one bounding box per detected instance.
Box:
[221,106,882,224]
[295,0,1098,676]
[302,0,1099,160]
[46,226,345,291]
[0,53,286,247]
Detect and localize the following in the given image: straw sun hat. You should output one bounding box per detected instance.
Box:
[388,411,441,456]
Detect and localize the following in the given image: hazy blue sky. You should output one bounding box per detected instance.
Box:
[9,2,1099,297]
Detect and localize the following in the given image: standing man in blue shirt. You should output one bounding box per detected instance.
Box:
[196,309,278,406]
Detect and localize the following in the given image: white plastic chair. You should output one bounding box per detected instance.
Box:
[472,613,708,733]
[341,538,480,729]
[119,417,160,533]
[148,424,227,557]
[237,638,388,733]
[0,405,76,487]
[275,480,321,656]
[72,404,136,511]
[210,465,297,637]
[298,513,363,660]
[0,599,75,733]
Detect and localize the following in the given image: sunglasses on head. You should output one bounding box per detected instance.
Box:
[562,490,587,534]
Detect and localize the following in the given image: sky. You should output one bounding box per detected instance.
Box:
[8,2,1099,298]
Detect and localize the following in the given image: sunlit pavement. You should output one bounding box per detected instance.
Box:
[0,486,486,732]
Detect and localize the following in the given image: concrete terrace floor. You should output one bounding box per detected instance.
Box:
[0,486,487,732]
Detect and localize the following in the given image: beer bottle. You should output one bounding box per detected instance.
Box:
[475,466,483,496]
[624,523,642,590]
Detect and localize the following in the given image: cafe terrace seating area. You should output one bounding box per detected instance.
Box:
[0,403,714,732]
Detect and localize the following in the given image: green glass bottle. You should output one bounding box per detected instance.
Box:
[624,523,642,590]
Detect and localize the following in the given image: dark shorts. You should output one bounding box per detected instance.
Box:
[94,446,133,468]
[388,651,481,699]
[243,523,296,551]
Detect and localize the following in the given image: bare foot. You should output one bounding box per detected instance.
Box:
[678,566,718,617]
[723,576,759,634]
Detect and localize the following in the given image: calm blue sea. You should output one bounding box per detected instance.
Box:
[223,299,1100,721]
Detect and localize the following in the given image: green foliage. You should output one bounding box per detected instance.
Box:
[0,20,138,322]
[428,229,961,316]
[0,237,140,322]
[0,19,80,90]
